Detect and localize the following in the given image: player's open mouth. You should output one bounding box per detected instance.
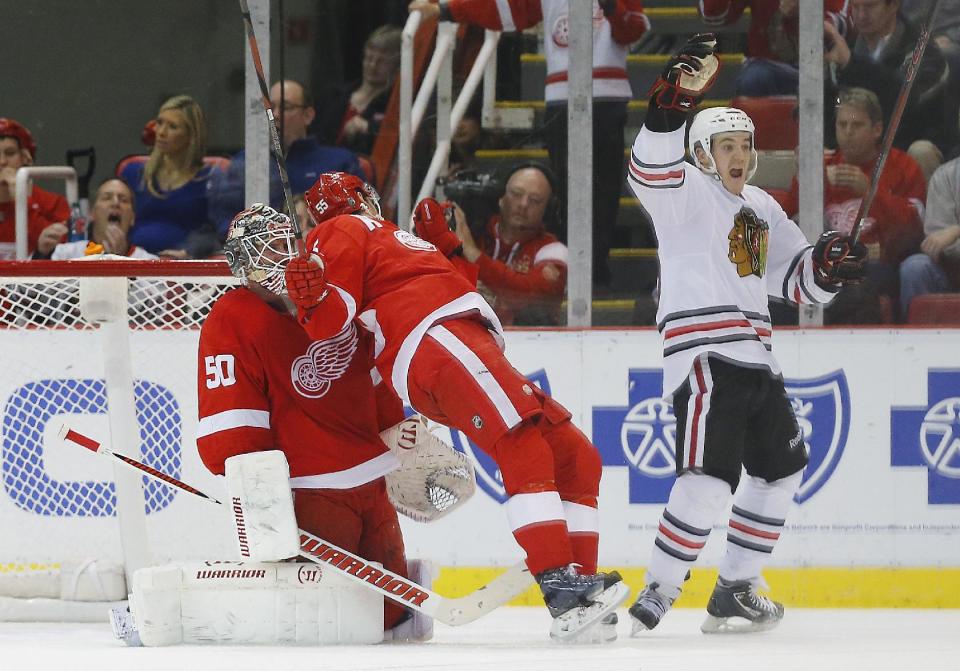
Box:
[729,168,743,178]
[108,213,122,224]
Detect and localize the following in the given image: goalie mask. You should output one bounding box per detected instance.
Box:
[223,203,298,294]
[305,171,381,227]
[688,107,758,182]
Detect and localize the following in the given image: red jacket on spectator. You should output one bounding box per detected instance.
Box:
[785,147,926,264]
[700,0,849,63]
[446,0,648,103]
[476,215,568,326]
[0,185,70,259]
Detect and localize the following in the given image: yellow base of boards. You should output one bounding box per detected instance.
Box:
[434,566,960,609]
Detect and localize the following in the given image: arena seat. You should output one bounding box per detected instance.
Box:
[906,294,960,325]
[114,154,230,176]
[731,96,799,151]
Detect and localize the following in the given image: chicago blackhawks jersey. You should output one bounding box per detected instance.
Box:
[300,213,504,404]
[627,125,837,396]
[196,286,398,487]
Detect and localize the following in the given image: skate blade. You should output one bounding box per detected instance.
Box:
[550,582,629,642]
[700,614,781,634]
[564,620,619,645]
[629,614,654,637]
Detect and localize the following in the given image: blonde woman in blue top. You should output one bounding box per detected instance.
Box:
[120,95,221,258]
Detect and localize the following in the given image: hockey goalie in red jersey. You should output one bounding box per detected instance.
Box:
[196,203,428,639]
[285,171,628,642]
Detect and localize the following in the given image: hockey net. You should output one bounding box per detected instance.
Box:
[0,259,241,620]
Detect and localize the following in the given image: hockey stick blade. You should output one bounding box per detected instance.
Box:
[60,425,532,626]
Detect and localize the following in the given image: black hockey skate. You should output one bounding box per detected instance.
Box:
[628,582,679,634]
[700,577,784,634]
[537,565,629,641]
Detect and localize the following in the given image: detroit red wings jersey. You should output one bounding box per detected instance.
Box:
[300,213,503,404]
[197,287,398,486]
[627,125,837,397]
[447,0,648,103]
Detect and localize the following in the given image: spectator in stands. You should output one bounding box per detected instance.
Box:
[899,154,960,319]
[119,95,221,259]
[0,118,70,259]
[822,0,954,180]
[410,0,649,287]
[451,162,568,326]
[209,79,362,239]
[33,179,156,260]
[700,0,850,96]
[312,26,403,156]
[786,87,926,323]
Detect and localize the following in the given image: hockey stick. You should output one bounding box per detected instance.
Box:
[849,0,940,247]
[59,426,532,626]
[237,0,305,250]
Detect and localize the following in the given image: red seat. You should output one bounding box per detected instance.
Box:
[115,154,230,177]
[763,187,791,211]
[731,96,799,151]
[906,293,960,325]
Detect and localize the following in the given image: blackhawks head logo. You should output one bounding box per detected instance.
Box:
[728,206,769,278]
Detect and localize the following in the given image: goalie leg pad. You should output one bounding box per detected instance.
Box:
[383,558,436,642]
[130,561,383,646]
[224,450,300,561]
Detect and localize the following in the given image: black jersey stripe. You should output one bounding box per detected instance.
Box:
[732,505,786,527]
[663,333,774,357]
[630,151,685,169]
[727,534,775,553]
[654,537,699,562]
[663,509,712,536]
[627,172,685,190]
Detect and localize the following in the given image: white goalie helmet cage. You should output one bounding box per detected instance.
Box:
[223,203,299,295]
[688,106,759,182]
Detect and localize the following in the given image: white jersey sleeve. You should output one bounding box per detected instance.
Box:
[761,195,839,306]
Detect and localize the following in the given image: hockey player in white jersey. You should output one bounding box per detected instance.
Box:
[626,33,866,634]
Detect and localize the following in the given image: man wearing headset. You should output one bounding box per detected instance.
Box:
[448,163,568,326]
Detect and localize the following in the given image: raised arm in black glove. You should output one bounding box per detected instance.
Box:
[646,33,720,132]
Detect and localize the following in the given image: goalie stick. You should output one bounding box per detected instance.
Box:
[849,0,940,247]
[237,0,305,250]
[59,426,532,626]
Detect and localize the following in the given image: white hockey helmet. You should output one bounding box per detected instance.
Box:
[688,107,758,182]
[223,203,299,294]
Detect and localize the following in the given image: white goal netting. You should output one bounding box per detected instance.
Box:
[0,259,241,618]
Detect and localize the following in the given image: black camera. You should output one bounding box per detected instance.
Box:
[439,169,501,236]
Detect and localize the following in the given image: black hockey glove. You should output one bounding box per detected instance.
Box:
[812,231,867,289]
[648,33,720,113]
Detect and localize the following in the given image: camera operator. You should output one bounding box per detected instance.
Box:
[437,162,568,326]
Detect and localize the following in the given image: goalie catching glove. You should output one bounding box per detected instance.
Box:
[812,231,867,289]
[381,416,476,523]
[649,33,719,112]
[412,197,461,258]
[284,253,329,310]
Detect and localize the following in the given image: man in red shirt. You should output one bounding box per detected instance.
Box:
[197,203,413,636]
[785,87,926,322]
[286,172,627,641]
[0,118,70,259]
[454,163,568,326]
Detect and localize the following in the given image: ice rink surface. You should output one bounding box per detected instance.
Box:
[3,607,958,671]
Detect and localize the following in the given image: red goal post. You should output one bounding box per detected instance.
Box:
[0,259,241,620]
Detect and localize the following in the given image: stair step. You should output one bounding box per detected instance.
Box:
[519,54,744,101]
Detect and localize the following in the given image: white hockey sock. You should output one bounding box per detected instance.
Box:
[647,472,730,592]
[718,471,802,583]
